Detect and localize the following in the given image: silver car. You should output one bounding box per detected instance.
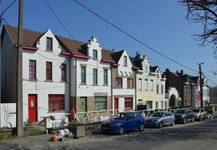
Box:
[144,111,175,128]
[192,108,207,121]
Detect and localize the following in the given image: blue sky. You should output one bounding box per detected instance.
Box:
[1,0,217,86]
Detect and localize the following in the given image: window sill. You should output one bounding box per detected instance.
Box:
[80,83,87,86]
[45,49,53,52]
[28,79,37,81]
[45,80,53,82]
[92,84,98,86]
[60,80,66,83]
[92,58,98,61]
[103,84,108,86]
[48,111,65,113]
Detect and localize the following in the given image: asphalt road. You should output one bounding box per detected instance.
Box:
[1,119,217,150]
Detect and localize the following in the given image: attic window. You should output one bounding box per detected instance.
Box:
[46,37,53,51]
[123,56,127,67]
[93,49,98,59]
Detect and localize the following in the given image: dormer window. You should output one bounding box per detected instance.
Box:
[123,56,127,67]
[93,49,98,59]
[46,37,53,51]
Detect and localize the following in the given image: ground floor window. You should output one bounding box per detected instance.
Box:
[94,96,107,111]
[125,98,133,110]
[146,101,152,110]
[48,94,65,112]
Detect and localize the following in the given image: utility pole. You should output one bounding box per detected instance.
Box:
[16,0,23,137]
[198,63,204,108]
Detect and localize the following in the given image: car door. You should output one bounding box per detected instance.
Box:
[125,113,137,131]
[164,112,170,125]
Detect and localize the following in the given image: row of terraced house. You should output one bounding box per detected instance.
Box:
[0,25,209,123]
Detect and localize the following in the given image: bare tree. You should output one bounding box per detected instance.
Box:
[180,0,217,55]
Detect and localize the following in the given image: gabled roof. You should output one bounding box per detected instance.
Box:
[3,25,90,58]
[111,50,125,63]
[150,66,158,72]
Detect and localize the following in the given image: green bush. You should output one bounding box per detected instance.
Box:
[0,128,5,140]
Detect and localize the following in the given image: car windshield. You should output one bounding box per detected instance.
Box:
[192,109,199,113]
[151,112,164,117]
[114,113,127,120]
[175,109,185,113]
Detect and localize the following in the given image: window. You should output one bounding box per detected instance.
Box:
[103,68,108,85]
[125,98,133,110]
[46,62,52,80]
[138,79,142,90]
[95,96,107,111]
[93,68,98,85]
[116,77,122,88]
[48,94,65,112]
[81,66,86,84]
[161,84,164,94]
[145,79,148,90]
[46,37,53,51]
[156,101,158,109]
[29,60,36,80]
[93,49,98,59]
[151,80,154,90]
[123,56,127,67]
[127,78,133,89]
[157,84,159,94]
[146,101,152,109]
[61,64,66,81]
[161,101,164,109]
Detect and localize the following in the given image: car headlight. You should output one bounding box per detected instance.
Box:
[182,115,185,118]
[154,119,160,123]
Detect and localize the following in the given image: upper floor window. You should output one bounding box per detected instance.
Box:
[151,80,154,90]
[103,68,108,85]
[157,84,159,94]
[161,84,164,94]
[61,64,66,81]
[127,78,133,89]
[144,79,148,90]
[46,62,52,81]
[81,66,86,84]
[46,37,53,51]
[138,79,142,90]
[116,77,122,88]
[29,60,36,80]
[93,68,98,85]
[93,49,98,59]
[123,56,127,67]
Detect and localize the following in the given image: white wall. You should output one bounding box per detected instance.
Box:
[0,103,16,128]
[22,29,70,122]
[75,37,111,97]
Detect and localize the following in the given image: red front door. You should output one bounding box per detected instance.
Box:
[28,94,37,122]
[114,98,119,113]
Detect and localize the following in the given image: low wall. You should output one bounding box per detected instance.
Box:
[0,103,16,128]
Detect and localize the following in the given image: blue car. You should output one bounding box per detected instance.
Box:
[101,112,145,135]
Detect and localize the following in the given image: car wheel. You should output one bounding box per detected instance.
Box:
[191,117,194,123]
[119,127,125,135]
[159,122,163,128]
[171,121,175,126]
[139,124,144,131]
[183,118,187,124]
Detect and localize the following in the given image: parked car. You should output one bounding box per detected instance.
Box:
[192,108,207,121]
[144,111,175,128]
[101,112,145,135]
[174,108,194,124]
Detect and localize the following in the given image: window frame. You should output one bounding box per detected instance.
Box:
[116,77,123,88]
[61,64,66,82]
[103,68,108,86]
[46,61,52,81]
[94,96,107,111]
[81,66,86,84]
[92,49,98,59]
[46,37,53,51]
[93,68,98,85]
[29,59,36,80]
[48,94,65,112]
